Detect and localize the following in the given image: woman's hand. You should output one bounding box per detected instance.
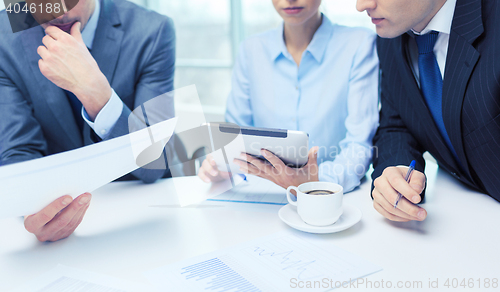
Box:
[234,147,320,189]
[198,154,231,183]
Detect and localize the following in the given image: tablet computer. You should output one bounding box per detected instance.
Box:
[204,123,309,174]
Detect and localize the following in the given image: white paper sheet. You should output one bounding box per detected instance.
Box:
[0,117,177,219]
[144,231,382,292]
[173,173,245,207]
[11,265,151,292]
[208,175,289,205]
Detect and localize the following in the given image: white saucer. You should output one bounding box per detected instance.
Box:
[278,204,362,234]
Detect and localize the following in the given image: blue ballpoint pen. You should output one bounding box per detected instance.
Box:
[394,160,416,209]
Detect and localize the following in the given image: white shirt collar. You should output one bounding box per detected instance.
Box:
[81,0,100,49]
[412,0,456,35]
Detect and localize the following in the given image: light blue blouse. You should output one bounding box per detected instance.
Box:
[225,15,379,192]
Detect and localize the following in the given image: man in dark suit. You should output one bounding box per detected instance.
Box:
[0,0,177,240]
[356,0,500,222]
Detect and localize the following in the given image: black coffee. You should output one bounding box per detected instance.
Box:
[305,190,335,195]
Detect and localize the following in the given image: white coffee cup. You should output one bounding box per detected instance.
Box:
[286,182,343,226]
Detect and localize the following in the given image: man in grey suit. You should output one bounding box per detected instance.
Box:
[0,0,176,241]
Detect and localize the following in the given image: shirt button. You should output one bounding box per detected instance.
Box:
[100,129,107,135]
[295,86,299,90]
[292,118,296,122]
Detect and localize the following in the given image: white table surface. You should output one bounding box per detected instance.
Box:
[1,160,499,291]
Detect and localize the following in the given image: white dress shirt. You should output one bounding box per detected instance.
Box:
[409,0,457,84]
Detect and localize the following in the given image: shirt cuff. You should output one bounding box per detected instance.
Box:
[318,163,340,184]
[82,89,124,139]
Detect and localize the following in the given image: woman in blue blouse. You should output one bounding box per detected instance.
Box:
[199,0,379,193]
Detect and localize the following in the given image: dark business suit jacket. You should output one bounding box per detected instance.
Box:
[0,0,178,182]
[373,0,500,202]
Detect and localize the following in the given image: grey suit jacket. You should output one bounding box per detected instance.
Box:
[0,0,179,183]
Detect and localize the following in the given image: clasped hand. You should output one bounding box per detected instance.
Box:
[24,193,92,242]
[372,166,427,222]
[37,22,111,120]
[199,147,320,189]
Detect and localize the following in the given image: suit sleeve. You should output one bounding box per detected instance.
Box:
[372,40,426,195]
[85,17,180,183]
[372,89,426,180]
[0,67,47,166]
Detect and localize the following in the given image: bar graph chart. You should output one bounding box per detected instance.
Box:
[180,257,261,291]
[144,232,382,292]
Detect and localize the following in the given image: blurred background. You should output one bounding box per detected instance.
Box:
[0,0,374,115]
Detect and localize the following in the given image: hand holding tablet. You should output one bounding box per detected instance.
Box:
[236,147,320,189]
[198,123,319,188]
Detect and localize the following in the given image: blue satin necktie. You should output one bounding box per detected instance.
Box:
[415,31,460,164]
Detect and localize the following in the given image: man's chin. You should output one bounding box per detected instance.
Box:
[375,26,407,39]
[44,22,76,33]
